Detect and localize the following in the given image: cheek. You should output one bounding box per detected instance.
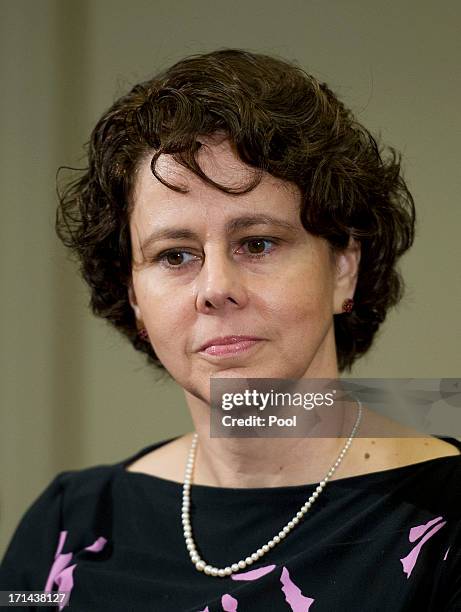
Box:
[258,261,334,332]
[262,288,332,337]
[134,277,188,349]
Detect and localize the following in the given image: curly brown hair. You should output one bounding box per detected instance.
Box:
[56,48,416,375]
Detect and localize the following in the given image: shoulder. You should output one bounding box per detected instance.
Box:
[6,464,118,536]
[359,433,461,487]
[355,408,461,471]
[32,437,177,514]
[11,440,174,532]
[17,463,120,523]
[397,436,461,466]
[381,437,461,521]
[58,463,118,506]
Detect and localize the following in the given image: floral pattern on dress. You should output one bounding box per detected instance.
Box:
[44,530,107,610]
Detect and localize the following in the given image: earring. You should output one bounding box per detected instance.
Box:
[137,327,149,341]
[342,298,354,313]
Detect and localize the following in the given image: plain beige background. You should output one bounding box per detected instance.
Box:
[1,0,460,555]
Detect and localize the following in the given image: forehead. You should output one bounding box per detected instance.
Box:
[130,139,302,229]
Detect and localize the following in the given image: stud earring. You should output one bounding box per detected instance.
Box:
[137,327,149,341]
[342,298,354,313]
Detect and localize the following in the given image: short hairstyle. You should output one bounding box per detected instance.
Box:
[56,48,416,374]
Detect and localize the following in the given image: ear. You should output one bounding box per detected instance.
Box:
[332,237,361,314]
[128,279,143,322]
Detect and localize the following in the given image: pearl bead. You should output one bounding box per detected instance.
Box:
[195,561,205,571]
[204,565,212,575]
[245,557,253,565]
[224,567,232,575]
[238,560,246,569]
[231,563,239,572]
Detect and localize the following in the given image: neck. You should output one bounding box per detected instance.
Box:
[188,433,359,489]
[183,379,363,490]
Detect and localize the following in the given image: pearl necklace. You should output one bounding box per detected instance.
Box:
[182,399,363,578]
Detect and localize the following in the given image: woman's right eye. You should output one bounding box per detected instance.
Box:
[155,250,198,270]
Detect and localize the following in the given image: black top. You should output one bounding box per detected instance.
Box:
[1,436,461,611]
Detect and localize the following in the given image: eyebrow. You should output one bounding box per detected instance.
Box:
[139,214,299,252]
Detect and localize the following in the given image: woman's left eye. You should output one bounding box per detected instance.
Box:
[238,238,277,258]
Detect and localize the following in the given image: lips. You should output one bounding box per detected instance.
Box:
[198,335,264,352]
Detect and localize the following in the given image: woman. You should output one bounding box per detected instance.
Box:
[1,49,460,611]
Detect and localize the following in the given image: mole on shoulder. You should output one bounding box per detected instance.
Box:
[364,452,370,459]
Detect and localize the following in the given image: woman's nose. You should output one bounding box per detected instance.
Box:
[195,248,248,314]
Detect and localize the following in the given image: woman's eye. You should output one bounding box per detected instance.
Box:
[156,250,198,269]
[239,238,276,258]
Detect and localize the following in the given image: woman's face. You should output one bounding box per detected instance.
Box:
[129,137,359,403]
